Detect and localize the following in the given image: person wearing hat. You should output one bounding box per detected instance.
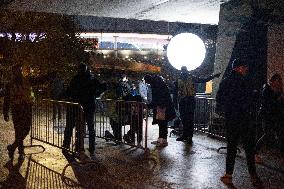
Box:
[175,66,220,144]
[216,58,262,187]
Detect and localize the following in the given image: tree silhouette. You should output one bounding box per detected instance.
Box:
[0,10,87,82]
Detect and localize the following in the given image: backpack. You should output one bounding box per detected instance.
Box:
[177,77,195,98]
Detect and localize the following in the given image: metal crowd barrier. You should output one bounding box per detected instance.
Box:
[94,99,149,151]
[194,97,226,139]
[194,96,261,140]
[31,99,85,156]
[33,97,255,155]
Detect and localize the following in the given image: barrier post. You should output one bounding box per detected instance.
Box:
[144,105,148,151]
[78,105,85,159]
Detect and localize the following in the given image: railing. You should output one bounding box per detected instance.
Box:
[32,98,150,157]
[194,96,261,141]
[33,97,259,156]
[194,97,226,139]
[94,99,149,151]
[31,99,85,156]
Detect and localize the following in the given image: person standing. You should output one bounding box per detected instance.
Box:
[101,80,123,143]
[138,78,148,102]
[3,64,35,161]
[118,74,131,98]
[176,66,220,144]
[144,74,175,147]
[216,58,261,186]
[63,63,105,156]
[255,73,284,160]
[50,72,64,122]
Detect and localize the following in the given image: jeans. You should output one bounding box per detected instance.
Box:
[158,120,168,139]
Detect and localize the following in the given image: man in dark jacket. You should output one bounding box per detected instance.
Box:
[63,63,105,156]
[216,58,261,186]
[144,74,176,147]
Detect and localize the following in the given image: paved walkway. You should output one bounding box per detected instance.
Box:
[0,118,284,189]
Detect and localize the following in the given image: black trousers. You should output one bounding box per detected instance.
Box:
[126,114,143,143]
[225,116,256,175]
[179,96,195,140]
[85,108,96,153]
[63,106,95,153]
[110,119,123,141]
[158,120,168,139]
[10,103,32,155]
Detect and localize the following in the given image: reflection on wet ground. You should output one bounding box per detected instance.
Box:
[1,118,284,189]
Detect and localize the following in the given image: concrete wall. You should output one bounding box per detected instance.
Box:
[212,0,252,96]
[267,24,284,87]
[212,0,284,96]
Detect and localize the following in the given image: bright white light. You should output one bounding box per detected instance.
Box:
[167,33,206,71]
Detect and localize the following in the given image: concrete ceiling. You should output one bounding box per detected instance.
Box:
[3,0,231,25]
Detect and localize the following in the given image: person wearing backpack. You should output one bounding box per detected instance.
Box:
[175,66,220,144]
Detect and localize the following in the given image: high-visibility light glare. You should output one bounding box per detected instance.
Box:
[167,33,206,71]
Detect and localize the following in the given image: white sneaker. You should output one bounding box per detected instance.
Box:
[156,138,168,147]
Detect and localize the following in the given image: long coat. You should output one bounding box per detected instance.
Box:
[147,76,176,124]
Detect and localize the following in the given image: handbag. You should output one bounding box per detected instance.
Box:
[156,106,166,120]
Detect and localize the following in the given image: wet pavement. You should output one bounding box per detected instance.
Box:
[1,117,284,189]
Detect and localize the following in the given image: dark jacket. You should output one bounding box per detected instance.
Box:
[216,71,252,120]
[147,76,176,124]
[65,72,105,110]
[260,83,284,120]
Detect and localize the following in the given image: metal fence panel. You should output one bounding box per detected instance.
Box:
[31,99,85,155]
[94,99,149,150]
[194,97,226,139]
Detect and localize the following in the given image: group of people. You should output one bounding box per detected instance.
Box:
[2,63,106,159]
[2,58,283,188]
[144,67,220,147]
[2,60,220,159]
[216,58,284,187]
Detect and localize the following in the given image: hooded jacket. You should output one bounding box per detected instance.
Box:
[216,71,253,119]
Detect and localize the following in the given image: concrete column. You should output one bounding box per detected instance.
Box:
[113,35,118,58]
